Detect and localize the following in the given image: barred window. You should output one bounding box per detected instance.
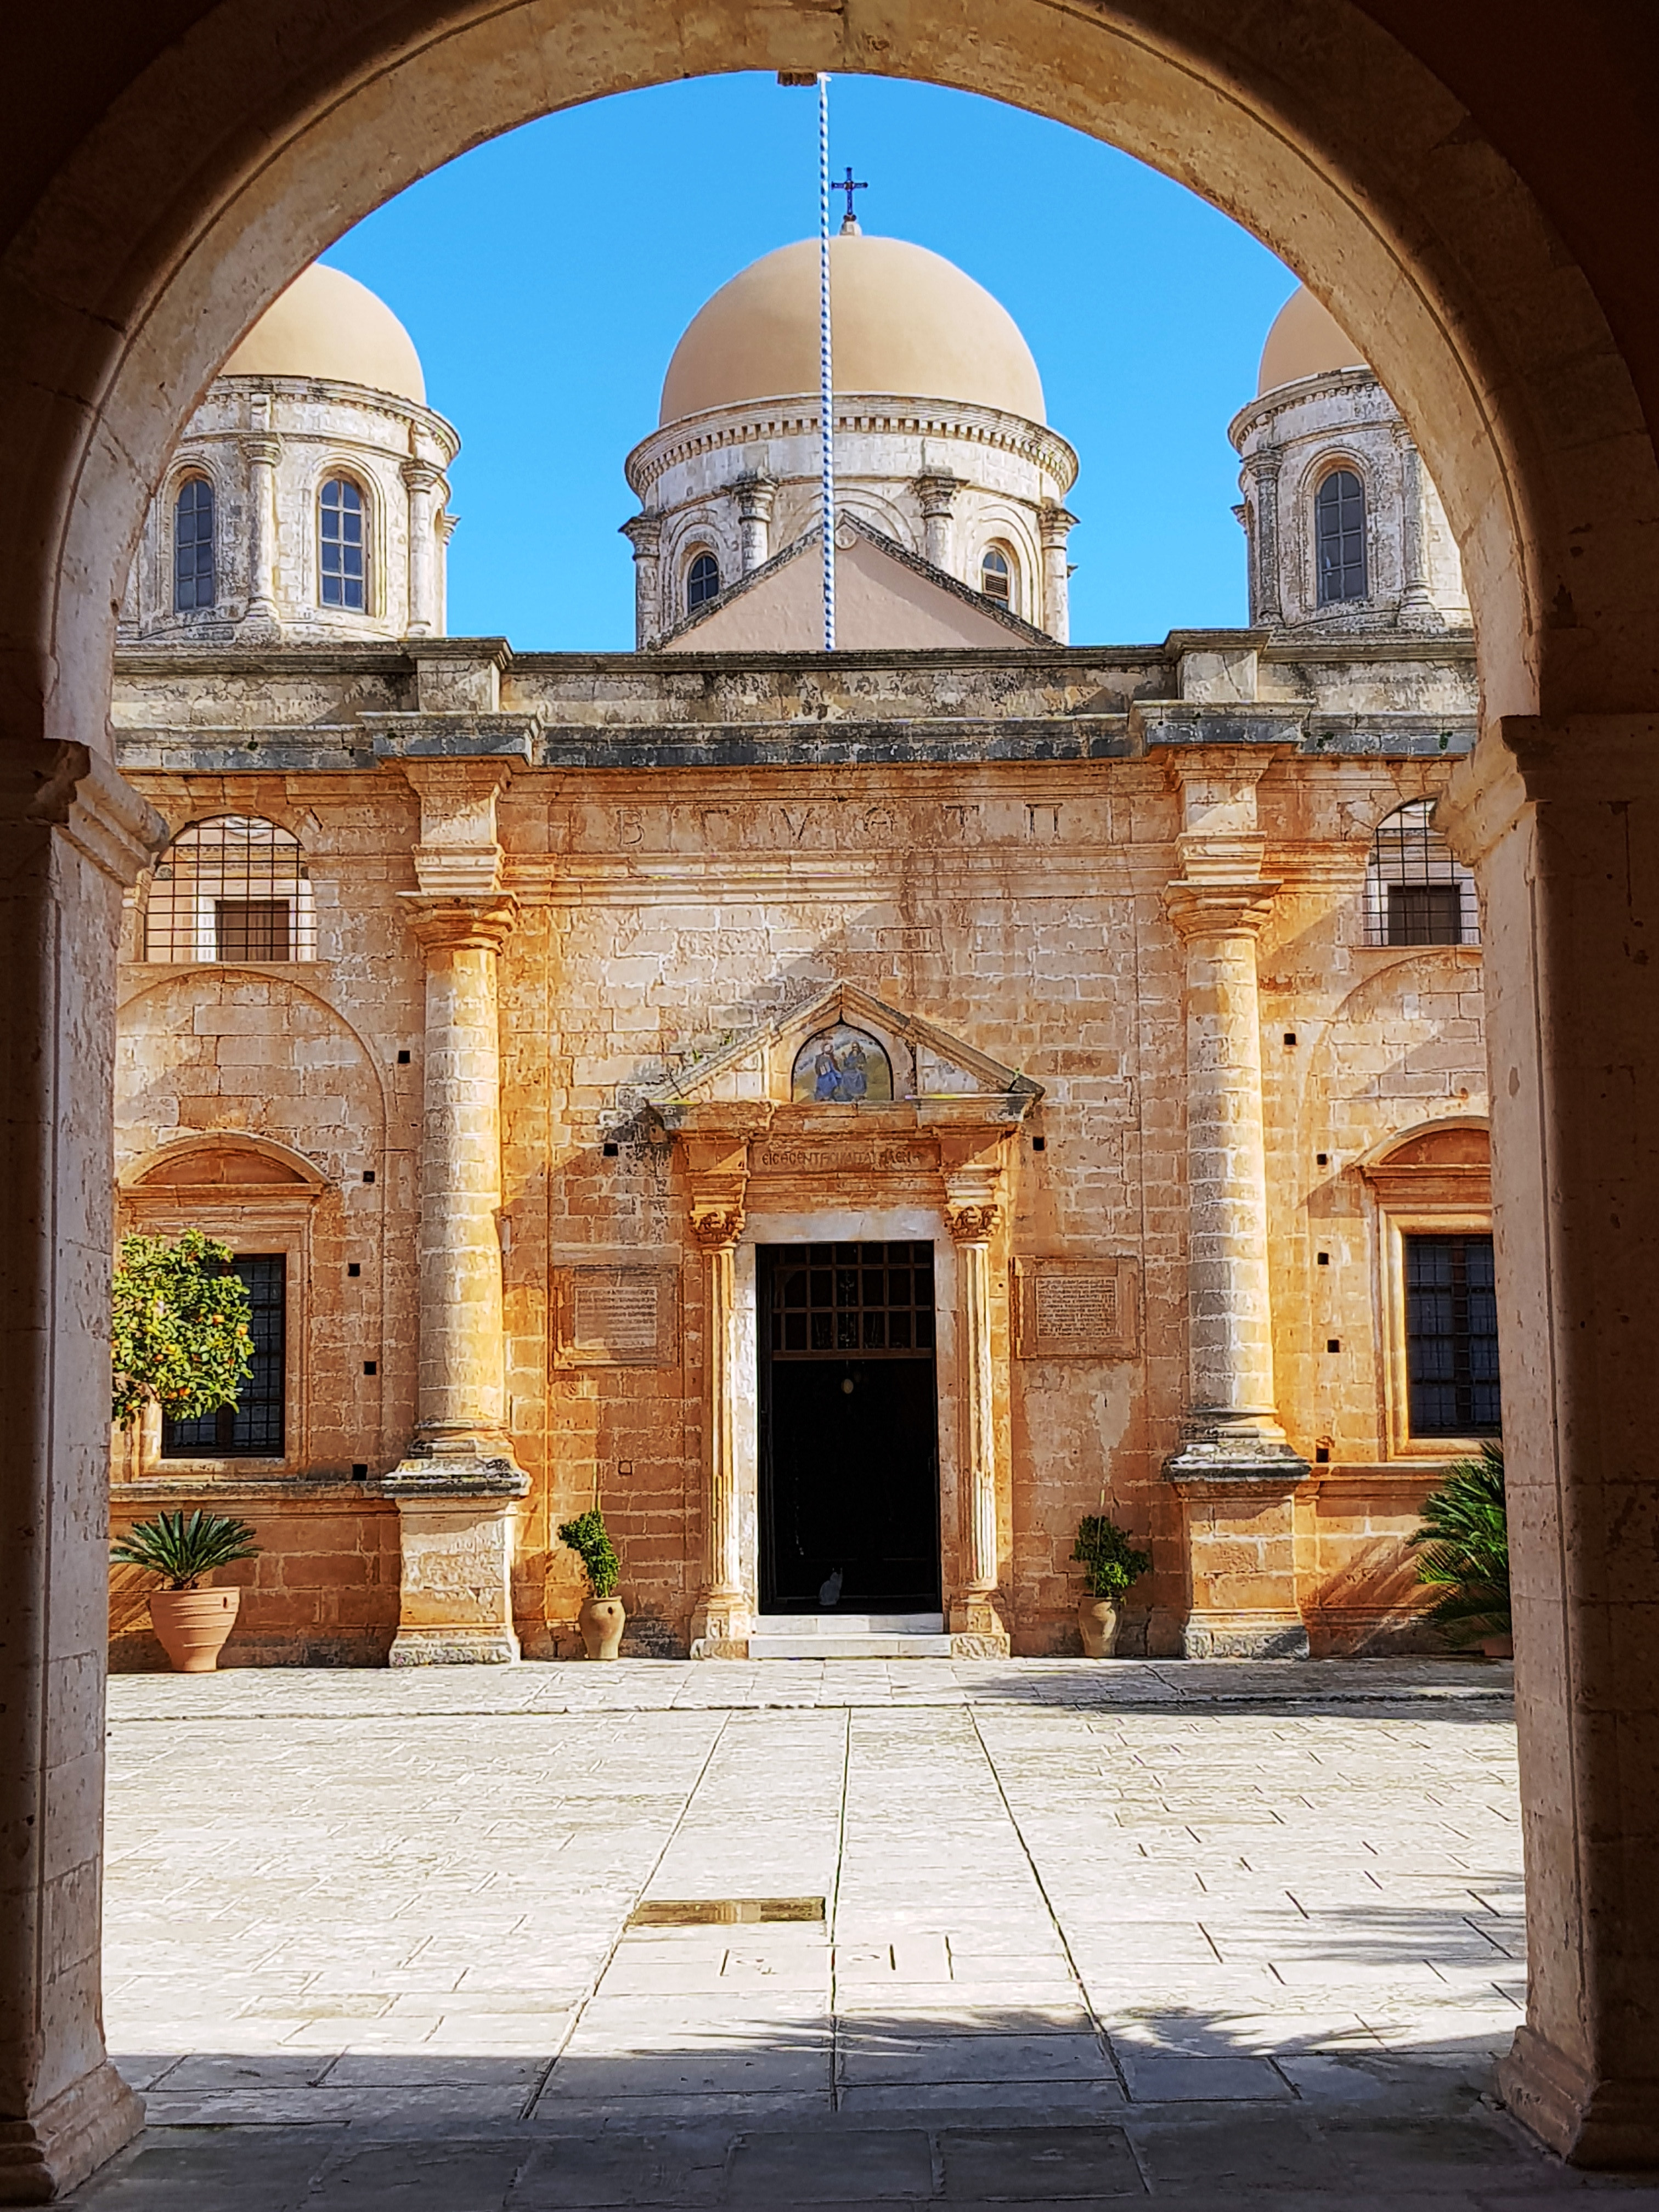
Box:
[686,551,721,611]
[980,546,1014,607]
[144,816,317,963]
[162,1253,286,1458]
[173,478,216,613]
[1404,1233,1500,1437]
[1315,467,1367,605]
[1364,799,1479,946]
[320,476,367,610]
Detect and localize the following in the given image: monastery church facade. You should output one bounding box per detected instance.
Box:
[109,240,1491,1666]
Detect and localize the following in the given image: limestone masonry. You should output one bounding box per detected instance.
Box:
[108,250,1489,1667]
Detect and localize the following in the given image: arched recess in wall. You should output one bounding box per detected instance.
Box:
[11,0,1659,772]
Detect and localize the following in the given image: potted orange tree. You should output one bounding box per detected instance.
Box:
[558,1509,625,1659]
[110,1228,258,1671]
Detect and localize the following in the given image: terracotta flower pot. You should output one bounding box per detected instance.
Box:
[580,1596,626,1661]
[149,1587,240,1673]
[1078,1596,1121,1659]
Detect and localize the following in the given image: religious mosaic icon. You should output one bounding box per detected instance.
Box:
[791,1024,894,1104]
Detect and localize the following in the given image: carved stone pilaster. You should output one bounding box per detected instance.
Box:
[402,456,448,637]
[913,472,960,572]
[1244,446,1284,628]
[1392,424,1442,630]
[733,475,777,574]
[621,511,663,648]
[242,433,283,622]
[1037,501,1078,643]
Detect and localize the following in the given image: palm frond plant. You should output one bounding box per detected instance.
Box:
[111,1509,261,1592]
[558,1509,621,1599]
[111,1228,253,1430]
[1408,1439,1509,1644]
[1071,1514,1153,1599]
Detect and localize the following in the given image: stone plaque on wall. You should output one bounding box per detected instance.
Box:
[1013,1258,1139,1360]
[554,1266,679,1368]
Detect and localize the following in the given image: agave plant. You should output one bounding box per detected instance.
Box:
[1408,1440,1509,1644]
[557,1508,620,1599]
[110,1509,261,1592]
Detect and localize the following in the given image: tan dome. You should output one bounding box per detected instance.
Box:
[1258,285,1369,395]
[660,235,1045,426]
[222,263,425,404]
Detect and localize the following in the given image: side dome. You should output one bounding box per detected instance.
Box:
[221,263,426,405]
[660,235,1045,426]
[1258,285,1369,395]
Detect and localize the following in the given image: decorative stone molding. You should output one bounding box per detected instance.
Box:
[944,1202,999,1245]
[399,892,517,952]
[690,1207,745,1250]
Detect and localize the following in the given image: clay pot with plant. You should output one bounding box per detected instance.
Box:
[558,1509,625,1659]
[111,1509,261,1672]
[1071,1514,1153,1658]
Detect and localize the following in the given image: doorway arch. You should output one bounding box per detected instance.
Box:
[4,1,1659,2192]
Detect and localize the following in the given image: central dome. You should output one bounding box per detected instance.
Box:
[222,264,426,405]
[659,235,1045,427]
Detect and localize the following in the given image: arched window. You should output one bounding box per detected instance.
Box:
[1315,467,1367,604]
[980,545,1014,607]
[173,477,216,613]
[1364,799,1479,946]
[686,551,721,611]
[144,816,317,964]
[319,477,367,610]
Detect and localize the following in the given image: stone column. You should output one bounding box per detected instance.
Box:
[620,513,663,648]
[1392,425,1441,629]
[1245,448,1284,627]
[402,458,446,637]
[1441,718,1659,2167]
[1038,502,1078,642]
[913,473,958,572]
[1161,756,1309,1657]
[0,748,161,2199]
[689,1205,751,1655]
[733,475,776,573]
[242,429,281,622]
[385,762,528,1664]
[941,1127,1011,1654]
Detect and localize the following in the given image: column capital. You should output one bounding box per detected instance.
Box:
[401,456,447,495]
[1163,877,1279,941]
[732,473,776,520]
[398,891,517,953]
[242,434,282,468]
[1038,500,1079,547]
[620,511,662,556]
[1441,713,1659,870]
[913,471,960,516]
[690,1206,745,1250]
[945,1201,1000,1245]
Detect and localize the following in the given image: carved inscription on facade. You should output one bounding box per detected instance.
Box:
[753,1141,936,1177]
[1014,1258,1139,1359]
[554,1266,678,1367]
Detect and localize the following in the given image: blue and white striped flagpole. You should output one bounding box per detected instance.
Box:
[817,72,836,651]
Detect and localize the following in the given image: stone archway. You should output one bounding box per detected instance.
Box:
[5,1,1659,2192]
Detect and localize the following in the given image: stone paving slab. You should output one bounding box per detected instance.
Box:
[65,1661,1658,2203]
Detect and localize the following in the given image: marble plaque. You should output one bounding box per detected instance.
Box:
[555,1266,678,1367]
[1014,1258,1139,1359]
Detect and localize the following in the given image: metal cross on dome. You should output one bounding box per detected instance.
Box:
[836,166,868,227]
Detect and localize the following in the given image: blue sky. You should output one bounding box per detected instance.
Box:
[323,73,1296,650]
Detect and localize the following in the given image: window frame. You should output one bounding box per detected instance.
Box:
[685,548,721,613]
[318,471,371,614]
[171,471,218,615]
[1362,797,1481,949]
[1361,1128,1496,1459]
[980,543,1016,611]
[1313,461,1369,607]
[161,1251,288,1460]
[114,1171,320,1479]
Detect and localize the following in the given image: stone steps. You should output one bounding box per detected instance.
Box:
[747,1612,953,1660]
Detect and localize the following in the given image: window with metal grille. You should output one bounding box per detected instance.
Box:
[980,546,1013,607]
[1364,799,1479,946]
[1315,466,1367,604]
[173,477,216,612]
[1404,1233,1500,1437]
[162,1253,286,1458]
[686,551,720,611]
[766,1242,935,1356]
[144,816,316,963]
[319,476,366,610]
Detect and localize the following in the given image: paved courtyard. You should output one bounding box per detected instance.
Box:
[71,1660,1656,2206]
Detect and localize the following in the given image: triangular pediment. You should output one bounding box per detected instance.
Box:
[641,982,1042,1115]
